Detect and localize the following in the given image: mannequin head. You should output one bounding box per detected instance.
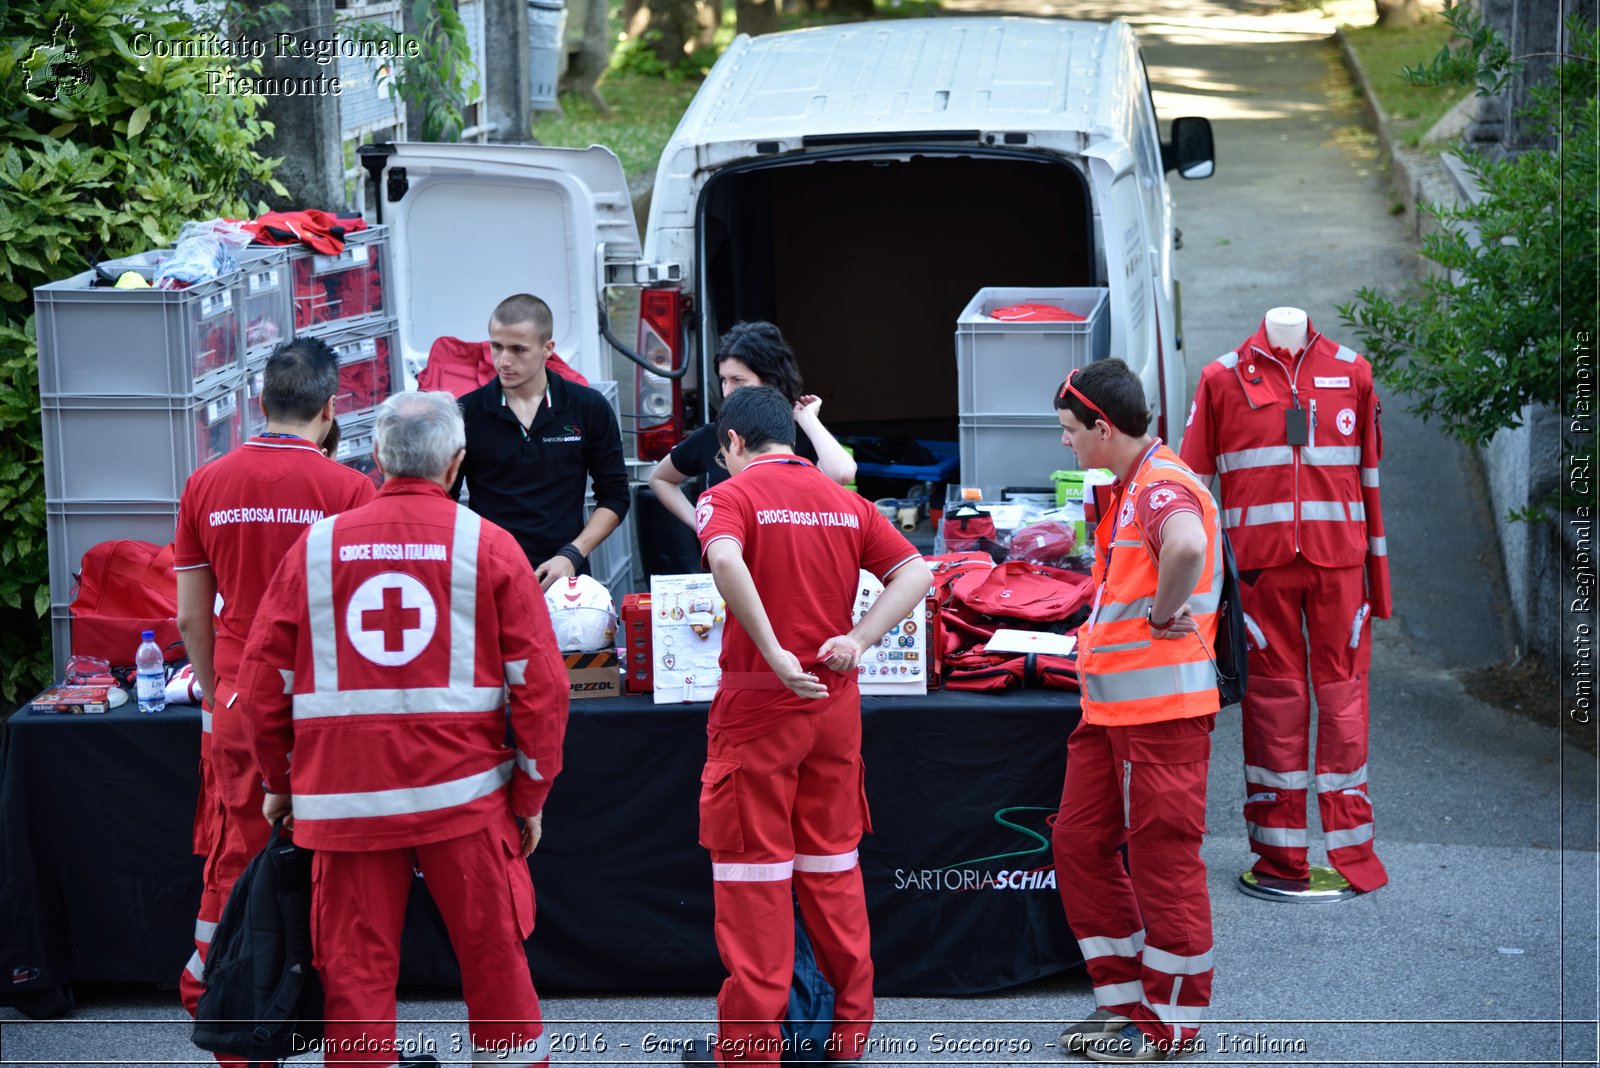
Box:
[1264,307,1309,353]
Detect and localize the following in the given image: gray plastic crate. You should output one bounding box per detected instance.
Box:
[290,225,391,334]
[47,500,180,611]
[239,247,293,359]
[36,266,245,398]
[243,357,266,439]
[959,413,1069,490]
[334,413,382,489]
[320,316,401,423]
[42,377,247,503]
[955,287,1110,418]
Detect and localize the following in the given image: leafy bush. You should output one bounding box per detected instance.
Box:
[1340,15,1597,452]
[0,2,281,705]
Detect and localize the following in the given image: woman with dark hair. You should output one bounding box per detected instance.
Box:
[648,320,857,529]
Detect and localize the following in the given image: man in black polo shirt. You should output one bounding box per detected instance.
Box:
[455,293,630,589]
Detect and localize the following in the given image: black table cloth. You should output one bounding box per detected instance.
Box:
[0,689,1083,1014]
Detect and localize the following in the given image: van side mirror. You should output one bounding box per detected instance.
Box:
[1162,116,1215,179]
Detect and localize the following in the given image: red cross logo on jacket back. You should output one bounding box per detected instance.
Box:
[346,573,438,666]
[363,586,420,651]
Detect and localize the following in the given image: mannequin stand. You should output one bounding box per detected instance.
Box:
[1237,866,1359,904]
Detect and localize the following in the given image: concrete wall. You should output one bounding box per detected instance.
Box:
[1482,405,1566,668]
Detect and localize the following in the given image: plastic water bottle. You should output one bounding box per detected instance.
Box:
[135,630,166,713]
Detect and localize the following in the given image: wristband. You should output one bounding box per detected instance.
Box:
[556,543,586,570]
[1147,606,1176,631]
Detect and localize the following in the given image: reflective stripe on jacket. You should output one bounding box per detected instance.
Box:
[1078,444,1223,726]
[1179,319,1392,618]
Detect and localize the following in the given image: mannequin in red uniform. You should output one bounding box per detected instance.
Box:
[1180,307,1391,893]
[685,386,930,1066]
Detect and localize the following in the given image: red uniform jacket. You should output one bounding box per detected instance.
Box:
[1180,320,1392,618]
[238,478,569,851]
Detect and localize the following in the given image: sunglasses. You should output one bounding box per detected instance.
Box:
[714,447,727,470]
[1058,367,1111,429]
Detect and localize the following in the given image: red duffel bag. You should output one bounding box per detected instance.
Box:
[68,541,184,667]
[949,561,1092,623]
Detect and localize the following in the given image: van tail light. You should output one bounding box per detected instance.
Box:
[635,287,685,460]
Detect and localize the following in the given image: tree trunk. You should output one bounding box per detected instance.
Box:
[735,0,778,37]
[561,0,613,113]
[696,0,724,49]
[639,0,699,66]
[1374,0,1427,27]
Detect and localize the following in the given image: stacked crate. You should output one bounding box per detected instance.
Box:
[35,251,264,676]
[954,286,1110,489]
[290,226,400,477]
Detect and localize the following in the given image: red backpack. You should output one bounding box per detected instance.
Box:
[949,561,1092,623]
[68,540,184,666]
[417,337,590,396]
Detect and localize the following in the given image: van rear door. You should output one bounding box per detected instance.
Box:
[358,142,653,387]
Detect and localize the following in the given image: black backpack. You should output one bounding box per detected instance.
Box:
[192,820,324,1063]
[781,910,836,1062]
[1211,531,1248,706]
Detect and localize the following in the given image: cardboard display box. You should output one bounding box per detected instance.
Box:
[564,649,620,700]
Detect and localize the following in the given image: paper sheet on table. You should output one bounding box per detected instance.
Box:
[987,629,1076,656]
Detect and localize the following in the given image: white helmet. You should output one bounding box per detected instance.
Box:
[544,574,618,652]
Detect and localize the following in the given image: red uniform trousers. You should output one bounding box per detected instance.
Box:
[179,683,270,1068]
[312,813,545,1067]
[701,690,874,1064]
[1240,556,1387,892]
[1052,715,1215,1050]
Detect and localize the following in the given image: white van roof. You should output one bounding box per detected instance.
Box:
[670,17,1140,151]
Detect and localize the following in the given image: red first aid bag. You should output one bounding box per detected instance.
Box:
[943,645,1079,692]
[417,337,590,397]
[68,540,184,666]
[941,504,998,553]
[949,561,1092,623]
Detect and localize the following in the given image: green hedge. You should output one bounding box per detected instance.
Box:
[0,1,282,704]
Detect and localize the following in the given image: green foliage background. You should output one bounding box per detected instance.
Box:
[0,1,282,706]
[1341,16,1598,453]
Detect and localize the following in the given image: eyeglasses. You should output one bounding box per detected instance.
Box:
[1058,367,1111,429]
[714,447,728,470]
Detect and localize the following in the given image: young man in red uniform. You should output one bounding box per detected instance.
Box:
[687,386,931,1066]
[1050,361,1222,1063]
[173,336,374,1041]
[239,390,569,1067]
[1179,311,1390,894]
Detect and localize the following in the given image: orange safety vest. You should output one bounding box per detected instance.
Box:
[1077,442,1223,726]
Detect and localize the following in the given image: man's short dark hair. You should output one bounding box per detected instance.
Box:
[716,386,796,455]
[1053,358,1150,437]
[491,293,554,344]
[261,336,340,423]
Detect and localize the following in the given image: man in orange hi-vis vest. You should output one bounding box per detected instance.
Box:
[1049,359,1222,1065]
[1179,308,1390,897]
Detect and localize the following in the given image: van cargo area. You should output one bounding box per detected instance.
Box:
[697,151,1094,443]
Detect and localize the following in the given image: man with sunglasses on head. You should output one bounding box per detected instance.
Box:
[1049,361,1223,1064]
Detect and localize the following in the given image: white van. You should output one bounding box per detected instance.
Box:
[360,15,1213,571]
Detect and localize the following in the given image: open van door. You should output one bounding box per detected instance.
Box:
[357,142,678,388]
[357,142,680,604]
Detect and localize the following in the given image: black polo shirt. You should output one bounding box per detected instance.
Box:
[669,421,819,490]
[455,373,630,568]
